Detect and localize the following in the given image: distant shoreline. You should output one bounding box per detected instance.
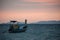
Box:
[0,24,60,25]
[0,21,60,24]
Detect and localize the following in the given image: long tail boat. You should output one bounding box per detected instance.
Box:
[8,19,27,33]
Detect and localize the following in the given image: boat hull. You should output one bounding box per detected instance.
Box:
[8,25,27,33]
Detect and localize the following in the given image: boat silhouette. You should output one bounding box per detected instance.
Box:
[8,19,27,33]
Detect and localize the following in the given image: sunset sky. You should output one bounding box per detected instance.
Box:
[0,0,60,23]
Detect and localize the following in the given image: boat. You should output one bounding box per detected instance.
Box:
[8,19,27,33]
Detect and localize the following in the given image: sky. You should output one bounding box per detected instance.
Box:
[0,0,60,23]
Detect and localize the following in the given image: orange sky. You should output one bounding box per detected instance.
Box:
[0,0,60,23]
[0,10,60,23]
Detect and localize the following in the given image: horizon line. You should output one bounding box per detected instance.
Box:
[0,20,60,24]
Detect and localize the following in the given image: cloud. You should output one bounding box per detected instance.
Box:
[23,0,60,3]
[1,0,60,10]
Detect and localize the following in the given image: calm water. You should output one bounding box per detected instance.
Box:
[0,24,60,40]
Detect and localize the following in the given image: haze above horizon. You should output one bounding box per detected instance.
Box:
[0,0,60,23]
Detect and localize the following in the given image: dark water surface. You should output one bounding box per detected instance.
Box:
[0,24,60,40]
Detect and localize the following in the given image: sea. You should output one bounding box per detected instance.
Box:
[0,24,60,40]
